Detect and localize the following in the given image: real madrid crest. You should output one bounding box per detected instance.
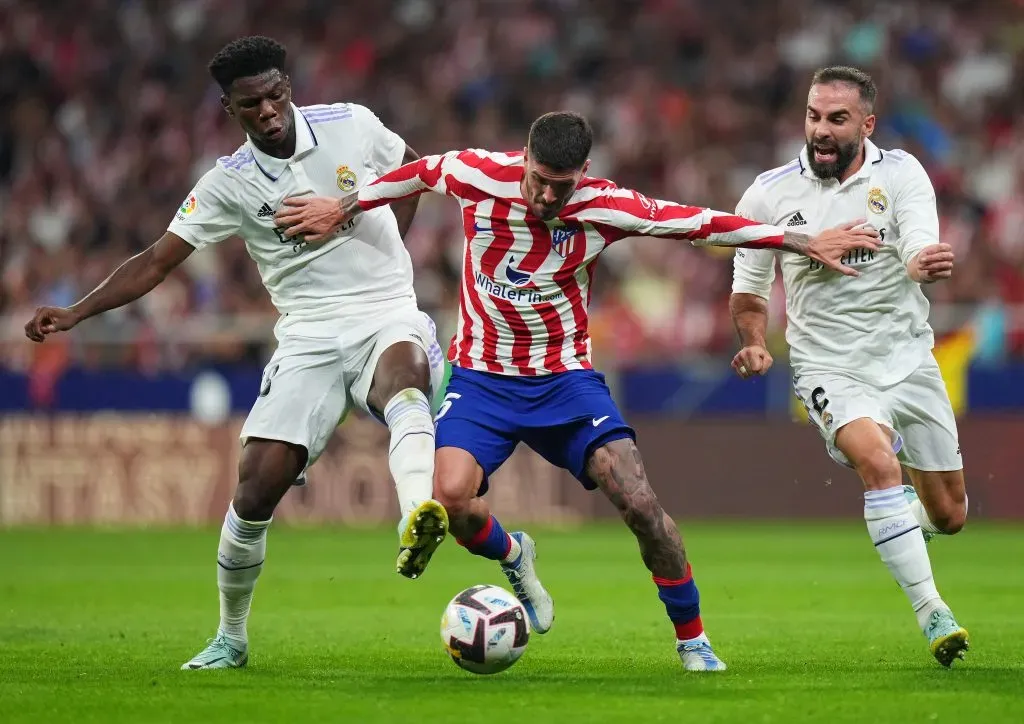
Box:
[867,187,888,215]
[337,165,357,192]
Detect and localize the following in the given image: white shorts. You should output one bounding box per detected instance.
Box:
[240,307,446,466]
[793,355,962,472]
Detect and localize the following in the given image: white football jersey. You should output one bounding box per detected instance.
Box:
[732,139,939,386]
[168,102,414,335]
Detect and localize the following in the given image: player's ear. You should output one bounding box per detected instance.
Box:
[220,94,234,117]
[863,113,876,138]
[581,159,591,176]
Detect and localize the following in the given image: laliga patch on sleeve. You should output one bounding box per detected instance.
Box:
[176,193,198,221]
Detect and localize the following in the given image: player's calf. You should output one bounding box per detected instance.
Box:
[838,421,967,662]
[906,469,967,536]
[369,341,449,578]
[182,439,303,670]
[586,439,726,671]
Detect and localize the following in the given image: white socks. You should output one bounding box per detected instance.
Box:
[216,504,270,646]
[384,388,436,519]
[864,488,943,629]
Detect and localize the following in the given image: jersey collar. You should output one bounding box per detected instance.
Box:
[799,137,884,185]
[248,103,318,182]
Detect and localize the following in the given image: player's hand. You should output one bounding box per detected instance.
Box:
[732,345,773,379]
[913,243,954,283]
[806,220,881,278]
[274,195,357,243]
[24,306,81,343]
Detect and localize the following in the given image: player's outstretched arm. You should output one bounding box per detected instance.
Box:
[576,190,880,277]
[273,145,427,243]
[391,145,423,238]
[275,149,462,242]
[24,232,195,342]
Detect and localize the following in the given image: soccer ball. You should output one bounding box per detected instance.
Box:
[440,584,530,675]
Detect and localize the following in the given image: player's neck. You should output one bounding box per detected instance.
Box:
[838,145,867,184]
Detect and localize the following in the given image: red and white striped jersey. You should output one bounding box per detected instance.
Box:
[358,149,787,376]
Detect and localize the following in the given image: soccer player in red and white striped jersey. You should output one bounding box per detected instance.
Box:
[277,111,879,672]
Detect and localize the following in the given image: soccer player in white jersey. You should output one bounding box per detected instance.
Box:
[23,36,451,669]
[729,66,969,666]
[276,111,879,671]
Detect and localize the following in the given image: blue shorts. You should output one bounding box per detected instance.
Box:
[434,367,635,495]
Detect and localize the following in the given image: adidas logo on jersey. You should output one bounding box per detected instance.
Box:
[256,203,275,218]
[786,212,807,227]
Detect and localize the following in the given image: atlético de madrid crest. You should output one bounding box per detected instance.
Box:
[550,223,583,258]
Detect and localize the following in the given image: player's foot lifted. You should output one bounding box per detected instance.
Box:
[181,633,248,670]
[925,608,969,667]
[397,499,449,579]
[501,532,554,634]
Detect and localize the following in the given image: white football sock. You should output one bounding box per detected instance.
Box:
[864,487,944,629]
[216,503,270,646]
[384,388,436,519]
[501,535,522,565]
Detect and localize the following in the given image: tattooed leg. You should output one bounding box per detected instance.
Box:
[585,438,687,579]
[586,438,726,670]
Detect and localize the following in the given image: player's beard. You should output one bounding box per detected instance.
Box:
[806,135,860,180]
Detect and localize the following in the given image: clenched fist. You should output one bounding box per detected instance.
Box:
[912,243,954,283]
[732,345,773,379]
[24,306,81,343]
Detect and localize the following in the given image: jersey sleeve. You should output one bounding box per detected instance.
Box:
[350,103,406,177]
[731,182,778,300]
[166,167,241,250]
[892,155,940,266]
[572,187,787,249]
[357,150,473,209]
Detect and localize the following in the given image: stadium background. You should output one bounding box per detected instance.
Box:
[2,0,1023,526]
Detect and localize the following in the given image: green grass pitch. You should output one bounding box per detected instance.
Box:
[1,522,1022,723]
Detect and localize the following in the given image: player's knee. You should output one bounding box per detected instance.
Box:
[434,466,477,513]
[855,448,902,490]
[433,448,483,514]
[374,348,431,405]
[434,480,473,516]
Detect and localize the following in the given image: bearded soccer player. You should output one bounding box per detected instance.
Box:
[24,36,451,670]
[275,111,879,671]
[729,66,968,666]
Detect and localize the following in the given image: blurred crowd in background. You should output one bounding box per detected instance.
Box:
[3,0,1024,377]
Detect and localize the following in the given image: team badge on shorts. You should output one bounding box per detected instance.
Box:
[868,187,888,214]
[337,165,357,192]
[822,411,834,429]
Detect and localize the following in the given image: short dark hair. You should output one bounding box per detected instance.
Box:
[208,36,287,92]
[811,66,877,112]
[527,112,593,171]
